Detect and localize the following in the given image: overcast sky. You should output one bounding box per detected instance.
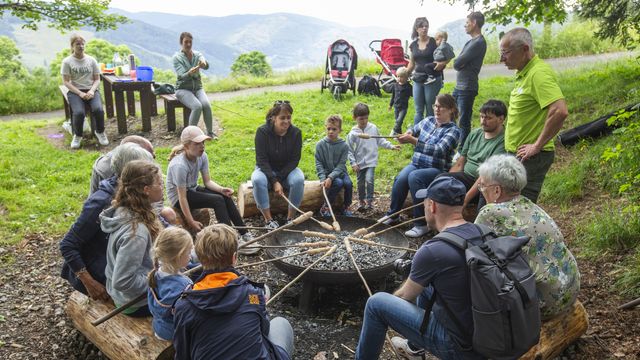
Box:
[109,0,471,32]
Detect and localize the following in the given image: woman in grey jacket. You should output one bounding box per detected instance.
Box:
[173,32,214,137]
[101,160,164,317]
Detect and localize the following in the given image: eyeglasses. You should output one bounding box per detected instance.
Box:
[477,182,500,192]
[432,104,449,110]
[274,100,290,106]
[499,45,522,57]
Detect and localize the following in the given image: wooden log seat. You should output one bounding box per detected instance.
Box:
[520,300,589,359]
[65,291,174,360]
[172,208,211,236]
[159,93,191,132]
[237,180,345,218]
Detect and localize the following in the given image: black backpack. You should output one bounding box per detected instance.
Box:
[357,75,381,97]
[422,224,541,360]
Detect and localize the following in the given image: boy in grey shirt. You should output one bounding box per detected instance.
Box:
[425,31,455,84]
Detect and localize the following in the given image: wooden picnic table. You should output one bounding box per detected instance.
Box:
[100,73,158,134]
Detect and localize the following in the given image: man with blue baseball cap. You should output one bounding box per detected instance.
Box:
[355,176,484,360]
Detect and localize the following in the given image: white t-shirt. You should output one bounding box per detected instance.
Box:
[61,55,100,90]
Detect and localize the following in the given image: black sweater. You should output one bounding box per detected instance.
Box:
[255,123,302,185]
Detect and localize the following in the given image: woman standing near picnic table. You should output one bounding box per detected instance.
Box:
[173,31,215,138]
[61,34,109,149]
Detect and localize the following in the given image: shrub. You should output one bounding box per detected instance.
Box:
[231,51,272,77]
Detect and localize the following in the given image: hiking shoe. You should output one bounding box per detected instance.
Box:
[70,135,82,149]
[424,75,436,85]
[405,225,430,238]
[319,203,331,217]
[238,233,260,255]
[265,220,279,230]
[381,216,399,226]
[95,131,109,146]
[391,336,426,360]
[356,202,367,212]
[207,131,218,140]
[342,208,354,217]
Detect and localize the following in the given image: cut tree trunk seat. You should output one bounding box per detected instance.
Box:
[158,93,191,132]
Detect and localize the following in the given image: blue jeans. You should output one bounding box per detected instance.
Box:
[413,75,443,125]
[394,107,408,134]
[67,91,105,136]
[355,292,468,360]
[356,167,375,201]
[251,168,305,211]
[452,88,478,147]
[176,88,213,134]
[327,173,353,209]
[268,317,295,357]
[388,164,442,226]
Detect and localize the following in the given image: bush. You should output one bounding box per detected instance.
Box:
[0,69,60,115]
[231,51,272,77]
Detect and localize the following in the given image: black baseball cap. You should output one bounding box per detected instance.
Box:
[415,176,466,206]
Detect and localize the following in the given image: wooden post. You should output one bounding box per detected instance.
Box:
[115,89,127,134]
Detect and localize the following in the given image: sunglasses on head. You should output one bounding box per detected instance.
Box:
[274,100,290,106]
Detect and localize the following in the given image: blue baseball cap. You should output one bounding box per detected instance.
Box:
[415,176,466,206]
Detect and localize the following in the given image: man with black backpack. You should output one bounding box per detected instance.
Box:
[355,176,539,360]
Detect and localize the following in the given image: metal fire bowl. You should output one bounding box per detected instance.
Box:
[264,216,409,285]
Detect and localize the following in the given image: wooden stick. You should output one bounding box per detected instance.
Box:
[357,133,399,139]
[340,343,355,354]
[321,185,341,232]
[238,211,314,249]
[352,202,423,236]
[280,193,334,231]
[346,236,416,253]
[362,218,416,239]
[283,229,337,239]
[266,245,338,306]
[619,296,640,310]
[343,239,401,360]
[246,241,333,249]
[232,225,270,231]
[236,247,331,268]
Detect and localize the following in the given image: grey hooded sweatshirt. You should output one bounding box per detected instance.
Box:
[315,137,349,181]
[100,206,154,308]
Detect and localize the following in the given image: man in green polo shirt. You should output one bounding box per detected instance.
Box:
[500,27,569,202]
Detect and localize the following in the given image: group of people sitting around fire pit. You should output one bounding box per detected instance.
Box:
[58,19,581,360]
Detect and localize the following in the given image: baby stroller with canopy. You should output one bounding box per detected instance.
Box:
[369,39,409,93]
[321,39,358,100]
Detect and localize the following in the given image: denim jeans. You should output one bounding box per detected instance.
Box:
[388,164,442,226]
[251,167,305,211]
[67,91,105,136]
[452,88,478,147]
[394,107,408,134]
[356,167,375,201]
[355,292,468,360]
[268,317,295,357]
[413,76,443,125]
[327,173,353,209]
[176,88,213,134]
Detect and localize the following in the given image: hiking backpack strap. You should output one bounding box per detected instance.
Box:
[477,242,532,307]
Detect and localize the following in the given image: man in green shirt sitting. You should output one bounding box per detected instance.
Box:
[499,27,569,202]
[445,99,506,209]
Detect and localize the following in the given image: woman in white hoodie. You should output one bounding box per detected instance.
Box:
[101,159,163,317]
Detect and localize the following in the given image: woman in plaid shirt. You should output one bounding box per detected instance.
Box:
[385,93,462,238]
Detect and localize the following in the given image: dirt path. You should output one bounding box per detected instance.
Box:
[0,51,634,122]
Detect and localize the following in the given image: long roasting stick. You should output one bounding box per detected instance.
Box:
[346,236,416,253]
[343,239,401,360]
[236,247,331,268]
[353,203,423,236]
[321,185,341,231]
[362,218,417,239]
[356,133,399,139]
[238,211,314,249]
[266,245,338,306]
[280,193,334,231]
[246,241,332,249]
[230,226,337,239]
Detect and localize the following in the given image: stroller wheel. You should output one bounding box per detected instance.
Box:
[321,75,326,93]
[332,86,342,101]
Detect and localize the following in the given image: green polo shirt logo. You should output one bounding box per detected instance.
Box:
[505,56,564,153]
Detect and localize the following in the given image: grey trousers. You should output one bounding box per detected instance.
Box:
[268,317,295,357]
[175,88,213,134]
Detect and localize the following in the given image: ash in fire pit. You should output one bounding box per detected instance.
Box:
[278,231,403,271]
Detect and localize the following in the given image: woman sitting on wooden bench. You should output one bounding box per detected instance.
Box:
[61,34,109,149]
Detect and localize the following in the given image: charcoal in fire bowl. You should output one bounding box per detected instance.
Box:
[264,215,409,285]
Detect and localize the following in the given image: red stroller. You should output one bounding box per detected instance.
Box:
[321,39,358,100]
[369,39,409,93]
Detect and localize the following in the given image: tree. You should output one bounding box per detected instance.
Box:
[577,0,640,47]
[231,51,272,78]
[0,36,27,79]
[0,0,127,31]
[49,38,131,75]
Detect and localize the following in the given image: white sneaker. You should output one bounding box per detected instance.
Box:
[62,121,73,135]
[391,336,426,360]
[238,233,260,255]
[70,135,82,149]
[95,131,109,146]
[265,220,279,230]
[405,225,430,238]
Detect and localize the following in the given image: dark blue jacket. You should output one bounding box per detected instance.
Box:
[59,176,117,294]
[173,268,290,360]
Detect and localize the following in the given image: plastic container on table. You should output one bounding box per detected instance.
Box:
[136,66,154,82]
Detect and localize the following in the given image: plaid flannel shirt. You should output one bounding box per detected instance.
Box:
[410,117,461,170]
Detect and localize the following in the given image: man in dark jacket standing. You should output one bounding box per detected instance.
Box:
[174,224,294,360]
[453,11,487,146]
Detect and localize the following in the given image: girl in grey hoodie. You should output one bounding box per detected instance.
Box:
[101,160,164,317]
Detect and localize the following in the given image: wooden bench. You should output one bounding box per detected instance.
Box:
[66,291,174,360]
[159,94,191,132]
[59,84,96,135]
